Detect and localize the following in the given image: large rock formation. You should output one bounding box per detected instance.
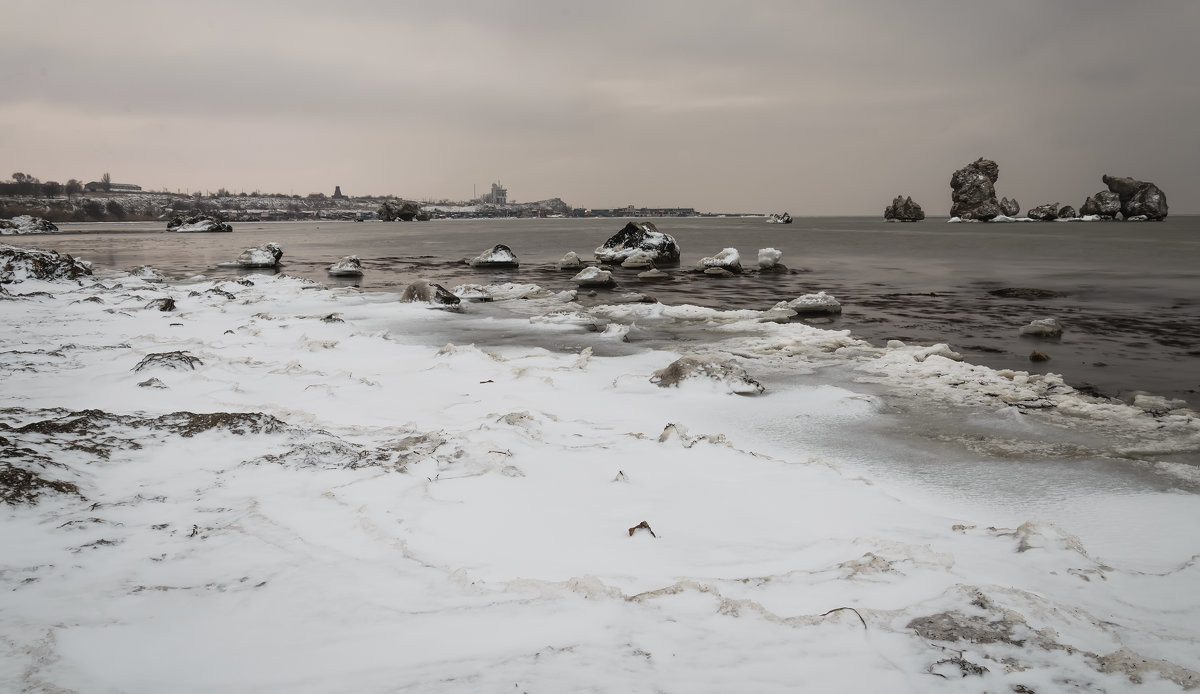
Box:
[378,200,429,222]
[883,195,925,222]
[0,215,59,234]
[950,158,1004,221]
[1027,203,1060,222]
[1080,190,1121,218]
[1102,175,1168,220]
[595,222,680,265]
[166,215,232,233]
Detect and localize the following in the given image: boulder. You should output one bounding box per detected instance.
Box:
[949,158,1003,221]
[400,279,460,305]
[468,244,519,268]
[1080,190,1121,218]
[234,243,283,268]
[166,215,232,233]
[883,195,925,222]
[620,250,656,269]
[650,356,764,395]
[695,247,742,274]
[999,197,1020,217]
[1019,318,1063,338]
[0,244,92,283]
[557,251,584,270]
[572,266,616,288]
[1103,174,1168,220]
[595,221,680,265]
[781,291,842,316]
[0,215,60,234]
[1057,205,1078,219]
[1027,203,1059,221]
[327,255,364,277]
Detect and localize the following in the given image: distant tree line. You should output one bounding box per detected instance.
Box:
[1,172,85,199]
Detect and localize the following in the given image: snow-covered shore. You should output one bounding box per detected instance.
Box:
[3,249,1199,692]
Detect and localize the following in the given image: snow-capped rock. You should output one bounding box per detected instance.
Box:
[0,215,60,234]
[696,248,742,273]
[468,244,519,268]
[572,266,615,288]
[594,221,680,265]
[328,255,364,277]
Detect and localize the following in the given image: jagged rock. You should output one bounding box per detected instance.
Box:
[595,221,680,265]
[620,250,656,269]
[883,195,925,222]
[1103,174,1168,220]
[0,215,60,234]
[1080,190,1121,218]
[327,255,364,277]
[572,266,615,288]
[766,212,792,224]
[1027,203,1059,221]
[377,200,425,222]
[695,248,742,274]
[1019,318,1063,338]
[1,244,92,283]
[1057,205,1078,219]
[950,158,1003,221]
[467,244,519,268]
[166,215,232,232]
[557,251,584,270]
[650,356,764,395]
[999,197,1020,217]
[234,243,283,268]
[400,280,460,305]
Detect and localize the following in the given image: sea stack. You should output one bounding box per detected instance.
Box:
[1102,174,1168,220]
[949,158,1004,221]
[883,195,925,222]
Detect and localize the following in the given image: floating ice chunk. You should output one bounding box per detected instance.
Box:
[231,243,283,268]
[327,255,364,276]
[1019,318,1063,338]
[784,291,842,315]
[757,248,783,269]
[572,266,615,288]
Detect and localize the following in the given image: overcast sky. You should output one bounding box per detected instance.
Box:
[3,1,1197,214]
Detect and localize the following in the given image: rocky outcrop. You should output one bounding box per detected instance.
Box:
[1027,203,1059,222]
[0,244,92,283]
[0,215,59,234]
[595,222,680,265]
[883,195,925,222]
[400,279,460,305]
[378,200,428,222]
[1102,174,1168,220]
[1080,190,1121,218]
[1000,197,1020,217]
[233,243,283,268]
[327,256,364,277]
[695,248,742,274]
[166,215,232,233]
[467,244,519,268]
[1057,205,1077,219]
[950,158,1003,221]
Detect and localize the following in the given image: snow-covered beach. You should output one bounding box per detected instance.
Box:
[3,244,1200,692]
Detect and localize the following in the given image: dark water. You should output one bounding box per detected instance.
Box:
[21,216,1200,408]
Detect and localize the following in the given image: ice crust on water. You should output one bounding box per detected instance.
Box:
[2,250,1200,692]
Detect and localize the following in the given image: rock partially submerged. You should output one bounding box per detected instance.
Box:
[595,222,680,266]
[1,244,92,283]
[650,356,764,395]
[572,266,616,288]
[0,215,59,234]
[378,200,428,222]
[1080,190,1121,219]
[232,243,283,268]
[328,255,364,277]
[695,248,742,274]
[619,250,656,269]
[400,279,461,305]
[1019,318,1063,338]
[468,244,519,268]
[950,158,1004,221]
[883,195,925,222]
[166,215,233,233]
[1103,174,1169,220]
[780,291,842,316]
[557,251,584,270]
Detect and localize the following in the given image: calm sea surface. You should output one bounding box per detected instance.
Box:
[22,216,1200,408]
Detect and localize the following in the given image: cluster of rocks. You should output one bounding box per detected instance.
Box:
[166,214,233,233]
[948,158,1168,222]
[883,196,925,222]
[377,200,431,222]
[0,215,59,234]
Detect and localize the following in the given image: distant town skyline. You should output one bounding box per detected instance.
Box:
[3,1,1198,214]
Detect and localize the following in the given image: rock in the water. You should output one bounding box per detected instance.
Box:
[757,248,783,270]
[703,268,735,277]
[400,279,461,305]
[572,266,616,288]
[620,250,656,269]
[1057,205,1077,219]
[1029,351,1050,362]
[327,255,364,276]
[782,291,842,316]
[234,243,283,268]
[0,244,92,283]
[1103,174,1168,221]
[650,356,764,395]
[449,284,493,302]
[637,268,670,282]
[594,221,681,265]
[468,244,519,268]
[883,195,925,222]
[695,248,742,274]
[557,251,584,270]
[1027,203,1059,221]
[950,158,1004,221]
[378,200,426,222]
[166,215,232,233]
[1019,318,1063,338]
[0,215,60,234]
[1080,190,1121,218]
[999,197,1020,217]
